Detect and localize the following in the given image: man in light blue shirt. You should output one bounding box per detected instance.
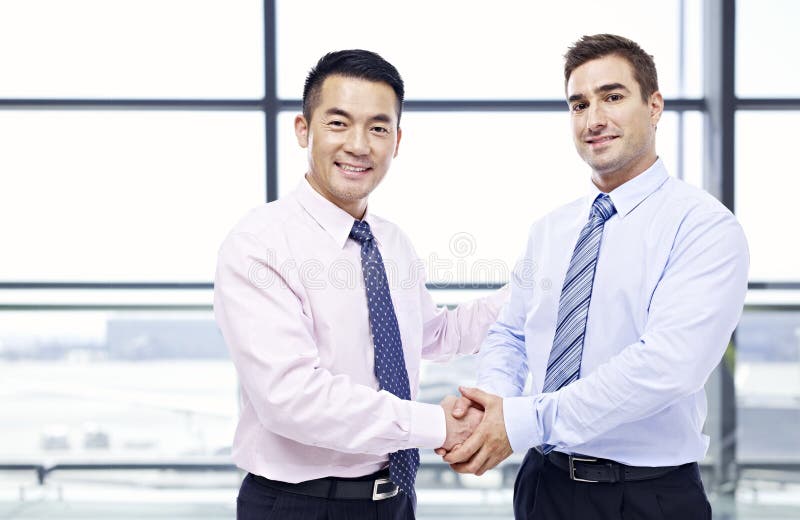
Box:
[440,34,749,519]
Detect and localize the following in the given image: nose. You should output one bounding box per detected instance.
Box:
[586,103,607,132]
[343,128,370,156]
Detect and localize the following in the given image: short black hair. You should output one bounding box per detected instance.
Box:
[302,49,405,124]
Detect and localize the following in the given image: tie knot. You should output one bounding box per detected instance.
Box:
[591,194,617,222]
[349,220,374,244]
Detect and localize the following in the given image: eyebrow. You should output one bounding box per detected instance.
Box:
[324,107,394,124]
[568,82,631,103]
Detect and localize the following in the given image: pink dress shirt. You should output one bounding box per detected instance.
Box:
[214,178,507,483]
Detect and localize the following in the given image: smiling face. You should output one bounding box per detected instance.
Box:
[294,74,401,219]
[567,54,663,192]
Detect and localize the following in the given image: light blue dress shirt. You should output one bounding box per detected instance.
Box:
[477,159,749,466]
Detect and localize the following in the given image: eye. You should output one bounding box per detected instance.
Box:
[606,93,623,102]
[371,126,390,134]
[572,102,588,113]
[327,119,346,128]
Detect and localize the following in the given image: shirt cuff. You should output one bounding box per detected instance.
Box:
[503,396,540,454]
[407,401,446,449]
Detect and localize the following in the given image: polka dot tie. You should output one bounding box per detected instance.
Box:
[350,220,420,501]
[540,194,616,455]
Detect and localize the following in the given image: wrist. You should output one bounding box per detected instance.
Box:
[502,396,540,453]
[409,401,447,449]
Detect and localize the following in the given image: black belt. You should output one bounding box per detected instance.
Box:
[545,451,680,483]
[250,469,399,501]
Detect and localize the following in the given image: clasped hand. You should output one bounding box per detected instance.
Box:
[437,386,513,476]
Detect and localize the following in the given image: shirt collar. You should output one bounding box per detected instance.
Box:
[588,158,669,219]
[293,176,374,249]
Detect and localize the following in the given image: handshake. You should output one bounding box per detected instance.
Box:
[434,386,513,475]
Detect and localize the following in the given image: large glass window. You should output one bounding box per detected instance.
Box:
[0,111,265,282]
[0,310,236,460]
[735,111,800,282]
[276,0,702,100]
[734,1,800,509]
[4,1,800,517]
[0,308,239,516]
[736,306,800,465]
[0,0,264,99]
[736,0,800,98]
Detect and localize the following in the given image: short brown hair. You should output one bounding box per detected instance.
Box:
[564,34,659,102]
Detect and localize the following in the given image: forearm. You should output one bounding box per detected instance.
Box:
[219,296,447,454]
[475,320,529,396]
[475,275,530,396]
[420,284,509,361]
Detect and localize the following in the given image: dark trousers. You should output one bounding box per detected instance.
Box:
[513,449,712,520]
[237,473,416,520]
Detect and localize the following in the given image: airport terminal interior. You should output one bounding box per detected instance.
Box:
[1,0,799,518]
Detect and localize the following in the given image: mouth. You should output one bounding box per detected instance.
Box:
[585,135,618,148]
[335,162,372,176]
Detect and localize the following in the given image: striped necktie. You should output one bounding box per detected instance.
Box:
[541,194,616,454]
[350,219,420,500]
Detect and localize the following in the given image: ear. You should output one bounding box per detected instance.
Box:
[294,114,309,148]
[393,126,402,158]
[649,91,664,127]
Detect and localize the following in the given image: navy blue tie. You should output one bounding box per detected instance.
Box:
[540,194,616,455]
[350,220,420,500]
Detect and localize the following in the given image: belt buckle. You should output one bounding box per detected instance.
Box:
[372,478,399,501]
[569,455,599,483]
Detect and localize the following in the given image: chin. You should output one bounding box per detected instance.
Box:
[333,186,371,202]
[587,155,622,174]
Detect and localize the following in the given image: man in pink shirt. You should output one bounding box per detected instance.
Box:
[214,49,507,519]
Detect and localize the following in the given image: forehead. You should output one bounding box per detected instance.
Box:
[566,54,639,98]
[315,75,399,119]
